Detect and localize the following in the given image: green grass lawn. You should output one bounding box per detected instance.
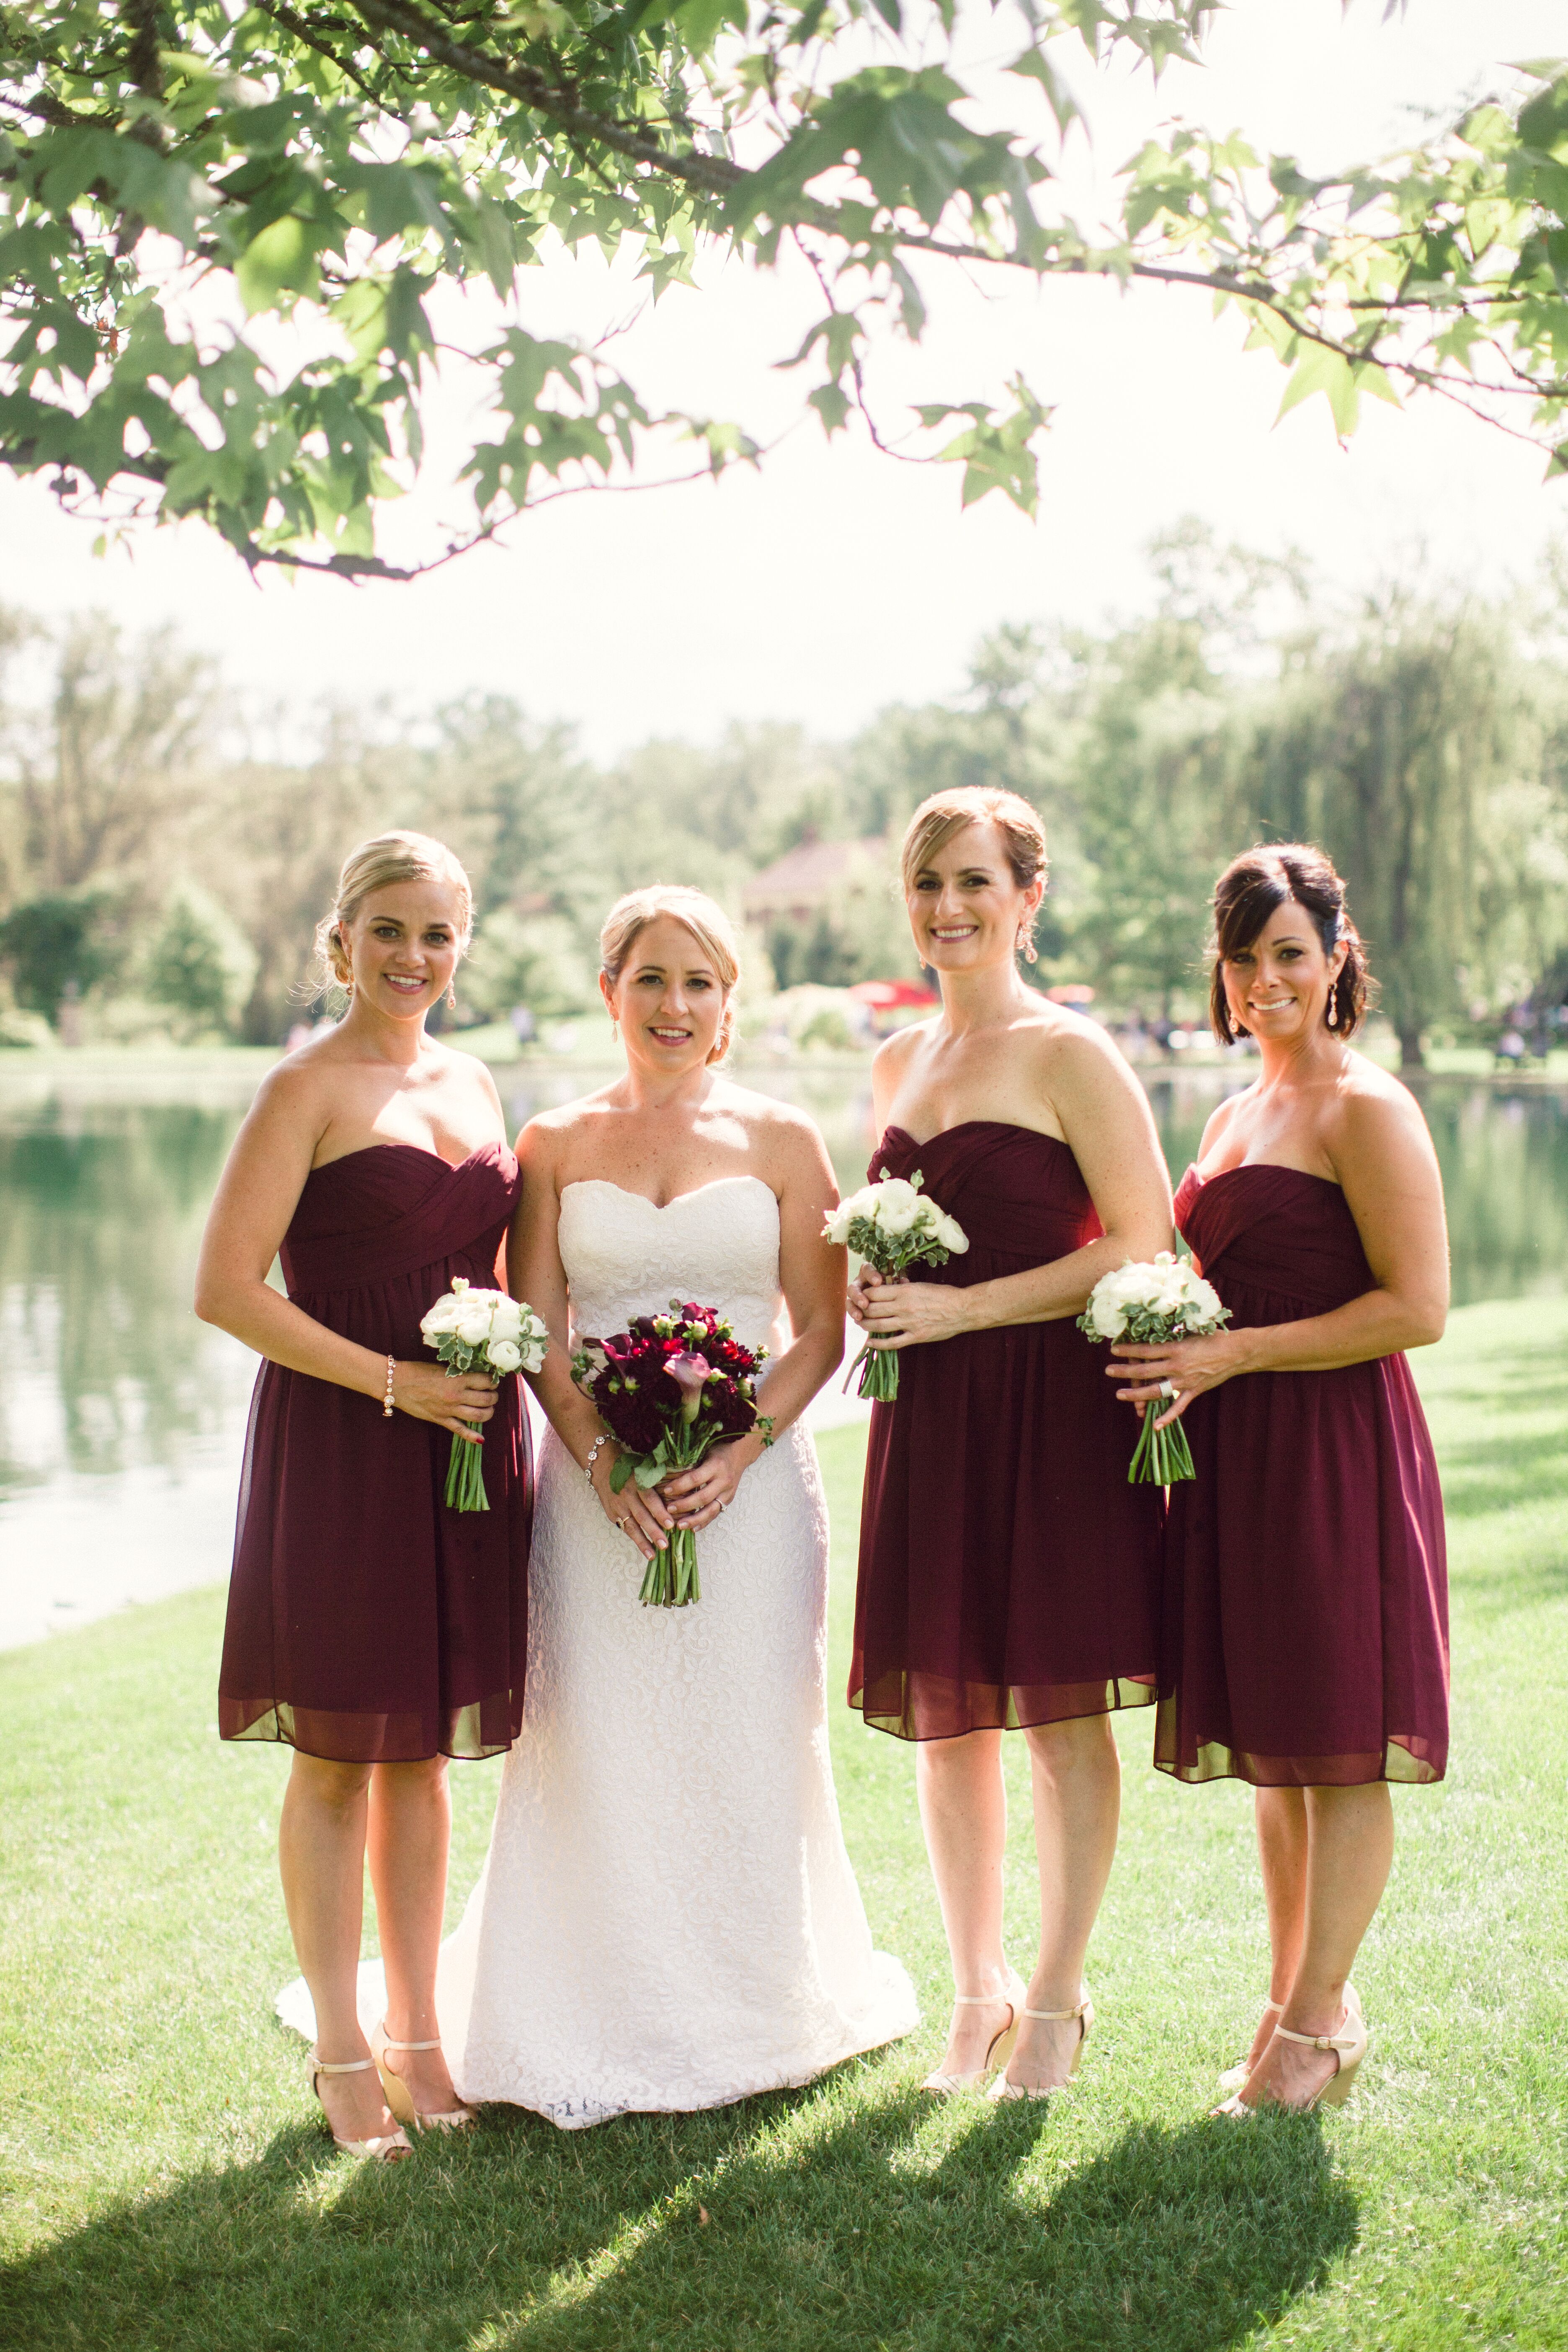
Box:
[2,1298,1565,2351]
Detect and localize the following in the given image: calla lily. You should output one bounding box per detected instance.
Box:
[665,1351,712,1424]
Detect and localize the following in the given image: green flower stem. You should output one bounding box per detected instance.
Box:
[857,1341,900,1403]
[639,1525,700,1609]
[444,1425,490,1511]
[1127,1403,1197,1487]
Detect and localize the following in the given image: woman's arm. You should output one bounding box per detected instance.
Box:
[854,1028,1174,1353]
[660,1116,848,1534]
[1113,1089,1449,1421]
[193,1068,500,1439]
[506,1121,675,1562]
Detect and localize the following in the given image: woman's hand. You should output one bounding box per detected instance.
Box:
[1109,1330,1252,1427]
[392,1362,501,1440]
[660,1432,766,1533]
[851,1271,969,1353]
[590,1444,675,1563]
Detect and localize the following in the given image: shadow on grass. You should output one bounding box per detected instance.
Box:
[1,2081,1357,2352]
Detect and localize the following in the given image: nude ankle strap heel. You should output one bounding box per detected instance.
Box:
[920,1981,1027,2097]
[310,2052,412,2161]
[988,1992,1094,2102]
[1215,2001,1370,2117]
[371,2018,478,2134]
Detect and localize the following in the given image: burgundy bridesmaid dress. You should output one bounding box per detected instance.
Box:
[218,1141,531,1764]
[850,1123,1162,1741]
[1157,1164,1449,1788]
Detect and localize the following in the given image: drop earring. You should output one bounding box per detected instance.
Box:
[1326,991,1338,1029]
[446,981,457,1011]
[1016,925,1038,965]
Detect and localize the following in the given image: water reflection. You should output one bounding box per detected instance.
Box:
[3,1061,1565,1643]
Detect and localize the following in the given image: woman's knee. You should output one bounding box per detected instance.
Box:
[1023,1712,1117,1781]
[289,1753,373,1812]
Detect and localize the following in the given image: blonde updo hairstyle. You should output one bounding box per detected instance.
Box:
[312,830,474,997]
[899,786,1050,962]
[599,885,742,1066]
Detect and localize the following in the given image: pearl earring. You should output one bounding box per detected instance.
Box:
[1327,992,1338,1029]
[1016,926,1038,965]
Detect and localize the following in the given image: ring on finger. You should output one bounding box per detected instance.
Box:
[1158,1379,1177,1400]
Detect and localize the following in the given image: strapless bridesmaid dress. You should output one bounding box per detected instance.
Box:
[218,1141,531,1764]
[850,1123,1162,1741]
[1157,1164,1449,1787]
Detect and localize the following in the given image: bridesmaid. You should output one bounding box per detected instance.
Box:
[850,786,1173,2098]
[196,830,529,2160]
[1112,843,1449,2115]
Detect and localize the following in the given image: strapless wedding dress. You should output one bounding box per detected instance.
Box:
[281,1175,917,2123]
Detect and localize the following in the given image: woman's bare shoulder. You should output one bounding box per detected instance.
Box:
[516,1090,617,1161]
[714,1081,831,1176]
[1329,1054,1436,1158]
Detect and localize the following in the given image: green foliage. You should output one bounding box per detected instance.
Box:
[0,888,118,1019]
[462,906,594,1022]
[142,884,258,1037]
[2,9,1566,578]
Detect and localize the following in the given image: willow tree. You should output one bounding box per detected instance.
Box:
[3,4,1568,578]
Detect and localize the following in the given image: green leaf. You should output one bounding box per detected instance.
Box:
[235,214,319,312]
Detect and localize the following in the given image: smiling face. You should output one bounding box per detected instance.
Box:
[342,878,466,1026]
[601,914,727,1072]
[1221,896,1346,1043]
[905,819,1042,975]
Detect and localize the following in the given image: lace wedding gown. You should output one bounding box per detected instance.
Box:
[281,1174,917,2125]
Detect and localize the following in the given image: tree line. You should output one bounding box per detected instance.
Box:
[2,522,1565,1068]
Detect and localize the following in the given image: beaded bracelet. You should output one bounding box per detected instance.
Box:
[382,1354,397,1418]
[584,1432,611,1484]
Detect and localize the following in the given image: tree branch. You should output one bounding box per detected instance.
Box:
[346,0,743,200]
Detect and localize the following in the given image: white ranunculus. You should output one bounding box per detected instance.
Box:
[489,1299,524,1339]
[1184,1274,1226,1327]
[873,1178,923,1234]
[938,1213,969,1253]
[456,1309,495,1346]
[821,1202,856,1245]
[487,1338,523,1374]
[420,1296,464,1337]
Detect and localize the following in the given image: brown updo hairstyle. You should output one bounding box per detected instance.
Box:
[899,786,1049,962]
[599,884,741,1065]
[311,830,474,997]
[1209,843,1370,1043]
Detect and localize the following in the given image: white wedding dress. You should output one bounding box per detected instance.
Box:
[280,1174,916,2125]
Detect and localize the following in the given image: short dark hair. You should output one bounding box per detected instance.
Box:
[1208,843,1371,1043]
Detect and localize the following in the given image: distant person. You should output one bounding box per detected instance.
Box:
[196,830,530,2161]
[1496,1026,1527,1070]
[848,787,1172,2099]
[1113,843,1449,2115]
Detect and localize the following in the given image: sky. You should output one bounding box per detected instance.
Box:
[2,0,1566,758]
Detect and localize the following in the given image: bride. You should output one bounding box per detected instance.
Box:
[433,884,915,2124]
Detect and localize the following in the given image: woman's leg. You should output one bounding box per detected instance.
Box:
[367,1756,463,2114]
[916,1728,1021,2074]
[1240,1782,1394,2108]
[1003,1712,1122,2091]
[1241,1786,1309,2069]
[279,1752,400,2144]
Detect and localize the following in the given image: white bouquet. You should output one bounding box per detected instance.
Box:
[420,1276,549,1511]
[1077,1252,1231,1485]
[825,1169,968,1403]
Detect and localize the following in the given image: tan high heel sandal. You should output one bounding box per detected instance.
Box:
[311,2053,413,2161]
[1215,2003,1369,2117]
[1219,1980,1360,2093]
[988,1992,1094,2102]
[371,2018,478,2134]
[921,1981,1027,2096]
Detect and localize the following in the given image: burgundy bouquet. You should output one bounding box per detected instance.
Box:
[572,1299,772,1608]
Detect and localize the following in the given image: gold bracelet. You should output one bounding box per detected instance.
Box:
[382,1354,397,1418]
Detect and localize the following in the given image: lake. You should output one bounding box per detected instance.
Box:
[3,1053,1565,1647]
